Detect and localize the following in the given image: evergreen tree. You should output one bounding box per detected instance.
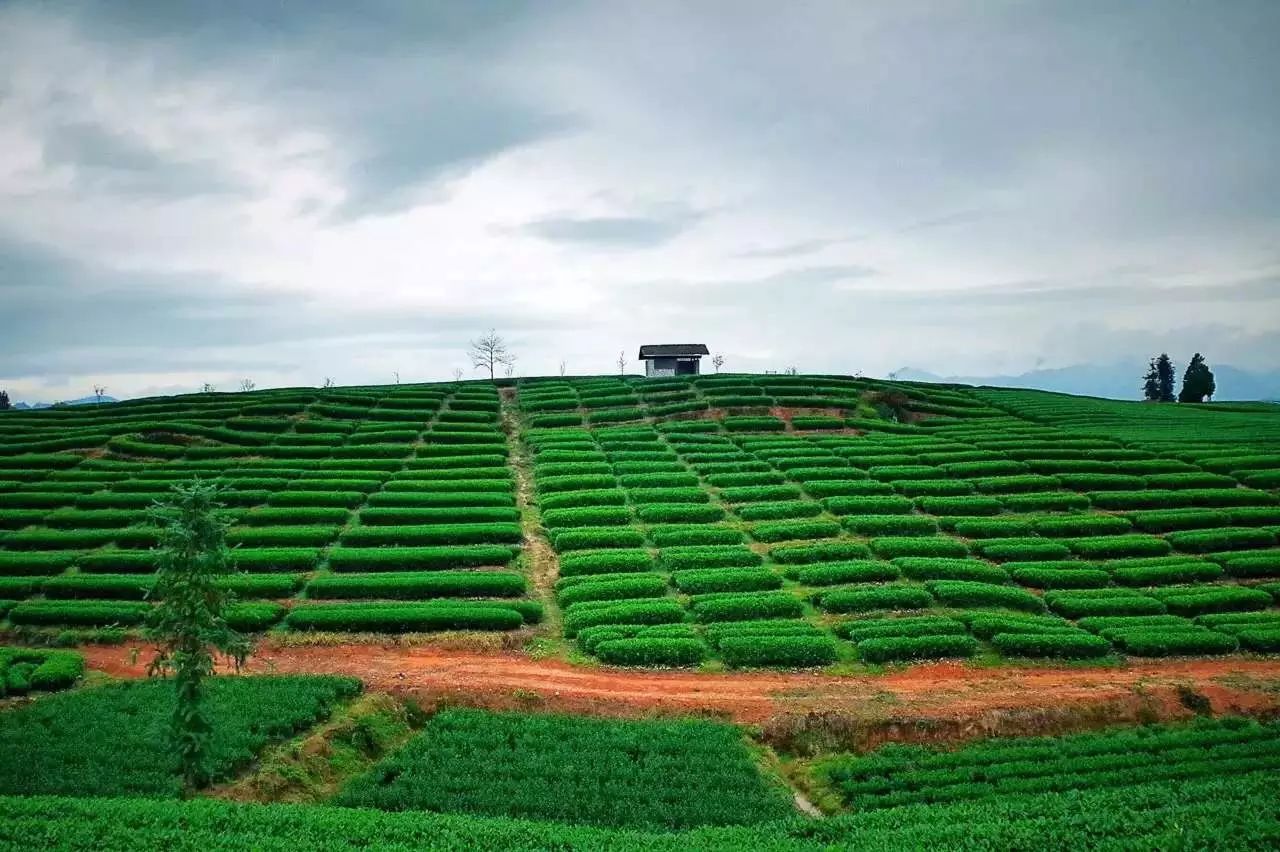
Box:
[1141,360,1160,401]
[1155,353,1176,402]
[0,390,9,411]
[1179,353,1216,403]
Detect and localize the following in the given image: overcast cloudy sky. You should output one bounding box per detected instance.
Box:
[2,1,1278,401]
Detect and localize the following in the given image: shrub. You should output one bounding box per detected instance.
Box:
[1168,528,1275,554]
[43,574,153,600]
[1002,492,1091,512]
[949,518,1035,538]
[718,635,837,667]
[306,571,526,600]
[635,504,725,524]
[895,558,1008,583]
[226,526,340,547]
[749,520,841,542]
[817,584,933,613]
[540,507,632,529]
[770,541,871,563]
[28,650,86,690]
[1068,535,1172,559]
[594,638,707,667]
[857,634,978,664]
[1150,586,1272,617]
[286,603,524,632]
[551,527,646,551]
[720,485,804,503]
[340,523,522,546]
[562,599,687,636]
[0,552,80,576]
[871,537,969,559]
[964,612,1079,638]
[537,475,618,494]
[648,525,745,547]
[844,515,938,536]
[1223,554,1280,579]
[356,507,519,525]
[367,491,514,508]
[1238,629,1280,652]
[1112,562,1223,586]
[690,592,803,623]
[1011,566,1111,589]
[735,501,822,521]
[991,632,1111,659]
[8,600,151,627]
[972,475,1061,494]
[557,576,668,606]
[657,546,762,572]
[832,616,967,641]
[806,480,894,498]
[228,548,321,572]
[241,507,353,525]
[974,539,1073,562]
[793,560,899,586]
[868,465,940,482]
[558,549,654,576]
[224,602,287,631]
[672,568,780,594]
[915,496,1004,516]
[1109,629,1238,656]
[538,490,627,510]
[326,545,517,572]
[1045,591,1166,618]
[1033,515,1134,537]
[925,581,1044,612]
[821,496,914,515]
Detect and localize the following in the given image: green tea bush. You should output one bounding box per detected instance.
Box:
[559,549,654,576]
[1002,491,1092,512]
[718,635,837,667]
[1068,535,1172,559]
[672,568,780,594]
[833,615,967,641]
[895,558,1009,583]
[748,520,841,542]
[226,525,340,547]
[1034,515,1134,537]
[1223,554,1280,578]
[1111,561,1223,586]
[540,507,632,529]
[926,580,1044,612]
[1109,629,1238,656]
[538,490,627,510]
[690,591,803,622]
[551,527,646,550]
[658,546,762,571]
[719,485,804,503]
[793,560,899,586]
[286,603,524,632]
[822,496,914,515]
[1011,566,1111,589]
[1045,590,1166,618]
[915,496,1004,516]
[0,552,79,576]
[228,548,320,572]
[1149,586,1272,617]
[648,525,745,547]
[306,571,526,600]
[844,515,939,536]
[806,480,895,497]
[562,599,687,636]
[817,584,934,613]
[635,504,725,523]
[947,518,1034,538]
[857,634,978,663]
[974,539,1073,562]
[1168,528,1275,553]
[8,600,151,626]
[770,541,871,563]
[594,637,707,666]
[340,523,522,546]
[991,632,1111,659]
[557,575,668,606]
[871,537,969,559]
[327,545,516,571]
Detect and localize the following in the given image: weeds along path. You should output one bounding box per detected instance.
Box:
[80,644,1280,730]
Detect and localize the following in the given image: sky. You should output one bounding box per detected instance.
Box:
[2,0,1278,402]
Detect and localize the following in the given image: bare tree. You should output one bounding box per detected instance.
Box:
[393,371,400,385]
[617,350,627,375]
[452,368,463,382]
[559,360,567,377]
[711,354,725,373]
[469,329,514,381]
[321,377,335,389]
[93,384,107,404]
[201,382,216,394]
[784,366,798,376]
[239,379,256,393]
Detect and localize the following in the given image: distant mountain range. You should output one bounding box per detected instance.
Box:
[891,363,1280,402]
[11,395,119,410]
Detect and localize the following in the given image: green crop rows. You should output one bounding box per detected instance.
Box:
[0,383,539,636]
[516,374,1280,668]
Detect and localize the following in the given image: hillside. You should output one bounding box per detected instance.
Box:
[0,374,1277,666]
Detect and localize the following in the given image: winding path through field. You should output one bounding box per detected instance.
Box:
[81,644,1280,734]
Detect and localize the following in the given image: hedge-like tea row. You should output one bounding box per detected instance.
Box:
[672,567,781,594]
[718,634,838,667]
[326,545,517,572]
[305,571,526,600]
[657,546,762,572]
[925,580,1044,612]
[556,576,668,607]
[562,599,687,636]
[857,634,978,663]
[817,584,934,613]
[286,602,525,632]
[991,631,1111,658]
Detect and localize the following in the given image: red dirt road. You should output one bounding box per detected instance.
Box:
[82,644,1280,730]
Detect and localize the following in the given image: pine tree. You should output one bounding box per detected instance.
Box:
[1155,353,1176,402]
[1141,359,1160,401]
[0,390,9,411]
[1178,353,1216,403]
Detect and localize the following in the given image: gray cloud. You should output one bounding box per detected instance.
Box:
[731,236,862,259]
[518,205,704,249]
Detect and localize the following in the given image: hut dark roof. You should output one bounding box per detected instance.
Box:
[638,344,709,359]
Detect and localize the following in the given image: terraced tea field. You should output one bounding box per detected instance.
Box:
[1,374,1278,672]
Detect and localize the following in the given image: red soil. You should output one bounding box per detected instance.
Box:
[81,644,1280,729]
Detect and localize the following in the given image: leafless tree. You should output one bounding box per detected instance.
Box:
[92,384,106,404]
[239,378,256,392]
[322,377,335,389]
[617,350,627,375]
[201,382,216,393]
[504,363,516,378]
[393,371,400,385]
[469,329,515,381]
[452,368,463,382]
[784,366,798,376]
[712,354,725,373]
[559,360,567,377]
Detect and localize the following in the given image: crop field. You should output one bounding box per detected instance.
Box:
[1,373,1278,672]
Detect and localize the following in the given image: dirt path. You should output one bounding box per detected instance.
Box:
[81,644,1280,730]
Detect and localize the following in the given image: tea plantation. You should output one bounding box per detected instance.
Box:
[2,374,1279,670]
